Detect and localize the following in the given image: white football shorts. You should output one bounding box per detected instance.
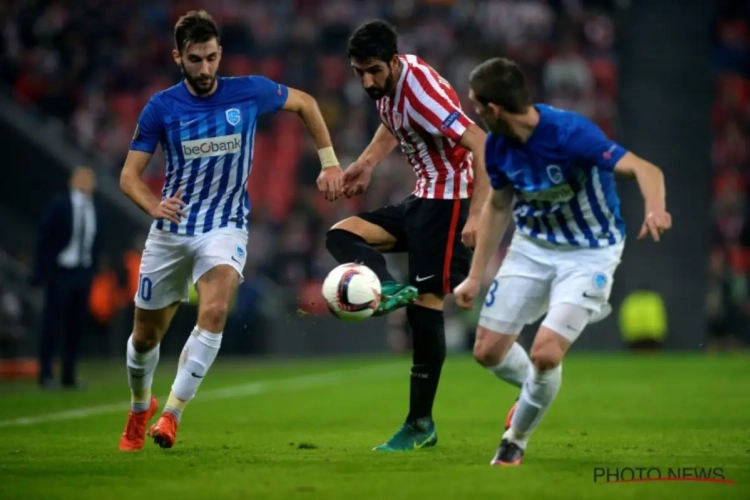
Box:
[134,226,248,310]
[479,233,624,338]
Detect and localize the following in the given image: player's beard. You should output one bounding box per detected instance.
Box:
[364,70,394,100]
[486,117,512,136]
[182,64,216,96]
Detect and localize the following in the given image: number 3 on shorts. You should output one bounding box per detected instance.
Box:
[138,274,153,302]
[485,279,499,307]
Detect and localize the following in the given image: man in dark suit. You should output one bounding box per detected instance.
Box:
[31,166,102,389]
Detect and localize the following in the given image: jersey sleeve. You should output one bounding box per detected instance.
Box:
[404,65,474,142]
[485,134,510,190]
[130,98,163,154]
[246,76,289,116]
[566,115,627,171]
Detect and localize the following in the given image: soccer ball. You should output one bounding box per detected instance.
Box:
[321,263,381,322]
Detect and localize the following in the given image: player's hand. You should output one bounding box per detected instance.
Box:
[453,276,480,310]
[150,188,187,224]
[638,209,672,242]
[317,166,344,202]
[342,161,373,198]
[462,213,480,248]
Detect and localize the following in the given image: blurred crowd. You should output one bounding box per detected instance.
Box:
[0,0,620,351]
[709,0,750,350]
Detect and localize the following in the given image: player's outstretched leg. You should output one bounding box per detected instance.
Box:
[149,265,237,449]
[493,304,588,466]
[374,300,445,451]
[472,326,532,433]
[326,218,417,316]
[119,305,177,451]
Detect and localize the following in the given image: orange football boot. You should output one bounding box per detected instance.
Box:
[504,398,518,431]
[118,396,158,451]
[148,412,179,449]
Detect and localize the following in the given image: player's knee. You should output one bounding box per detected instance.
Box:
[198,301,230,332]
[132,321,163,352]
[473,327,515,367]
[414,293,443,310]
[329,217,395,250]
[330,217,362,234]
[132,307,173,351]
[530,332,568,371]
[325,226,356,256]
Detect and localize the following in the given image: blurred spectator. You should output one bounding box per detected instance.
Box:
[710,0,750,350]
[30,166,102,389]
[1,0,622,345]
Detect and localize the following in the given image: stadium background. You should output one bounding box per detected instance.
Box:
[0,0,744,367]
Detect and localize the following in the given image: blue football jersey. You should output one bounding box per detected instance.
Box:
[130,76,289,235]
[485,104,627,248]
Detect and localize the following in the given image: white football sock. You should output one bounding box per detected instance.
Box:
[488,342,531,388]
[126,334,160,411]
[504,364,562,449]
[165,327,222,422]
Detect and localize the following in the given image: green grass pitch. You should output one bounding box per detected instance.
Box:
[0,353,748,499]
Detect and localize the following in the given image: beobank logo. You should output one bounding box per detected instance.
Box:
[182,134,242,160]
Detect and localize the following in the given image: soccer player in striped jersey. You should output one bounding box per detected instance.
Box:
[117,10,343,452]
[325,20,491,451]
[454,58,672,465]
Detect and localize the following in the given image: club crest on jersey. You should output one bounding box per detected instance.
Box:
[392,111,402,130]
[235,245,245,258]
[225,108,241,126]
[546,164,564,184]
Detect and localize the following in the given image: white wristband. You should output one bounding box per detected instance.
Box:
[318,146,339,170]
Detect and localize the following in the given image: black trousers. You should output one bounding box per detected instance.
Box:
[38,268,92,385]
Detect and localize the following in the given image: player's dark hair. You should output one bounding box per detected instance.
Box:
[174,10,220,53]
[346,20,398,63]
[469,58,532,113]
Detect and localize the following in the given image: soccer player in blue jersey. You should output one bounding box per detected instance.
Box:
[117,10,343,451]
[453,58,672,465]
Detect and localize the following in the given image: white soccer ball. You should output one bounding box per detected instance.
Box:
[321,263,382,322]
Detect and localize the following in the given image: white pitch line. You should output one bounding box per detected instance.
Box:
[0,362,403,429]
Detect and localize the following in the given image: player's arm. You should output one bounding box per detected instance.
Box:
[467,185,514,280]
[120,100,185,224]
[568,117,671,241]
[459,123,491,214]
[120,150,158,215]
[248,76,342,199]
[613,152,671,241]
[357,123,399,169]
[277,86,343,200]
[613,152,666,218]
[280,88,341,170]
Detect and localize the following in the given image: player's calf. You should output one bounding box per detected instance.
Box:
[119,306,176,451]
[375,302,445,451]
[472,326,529,388]
[499,305,587,463]
[155,266,235,448]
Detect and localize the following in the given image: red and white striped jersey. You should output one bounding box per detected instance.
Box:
[376,54,474,199]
